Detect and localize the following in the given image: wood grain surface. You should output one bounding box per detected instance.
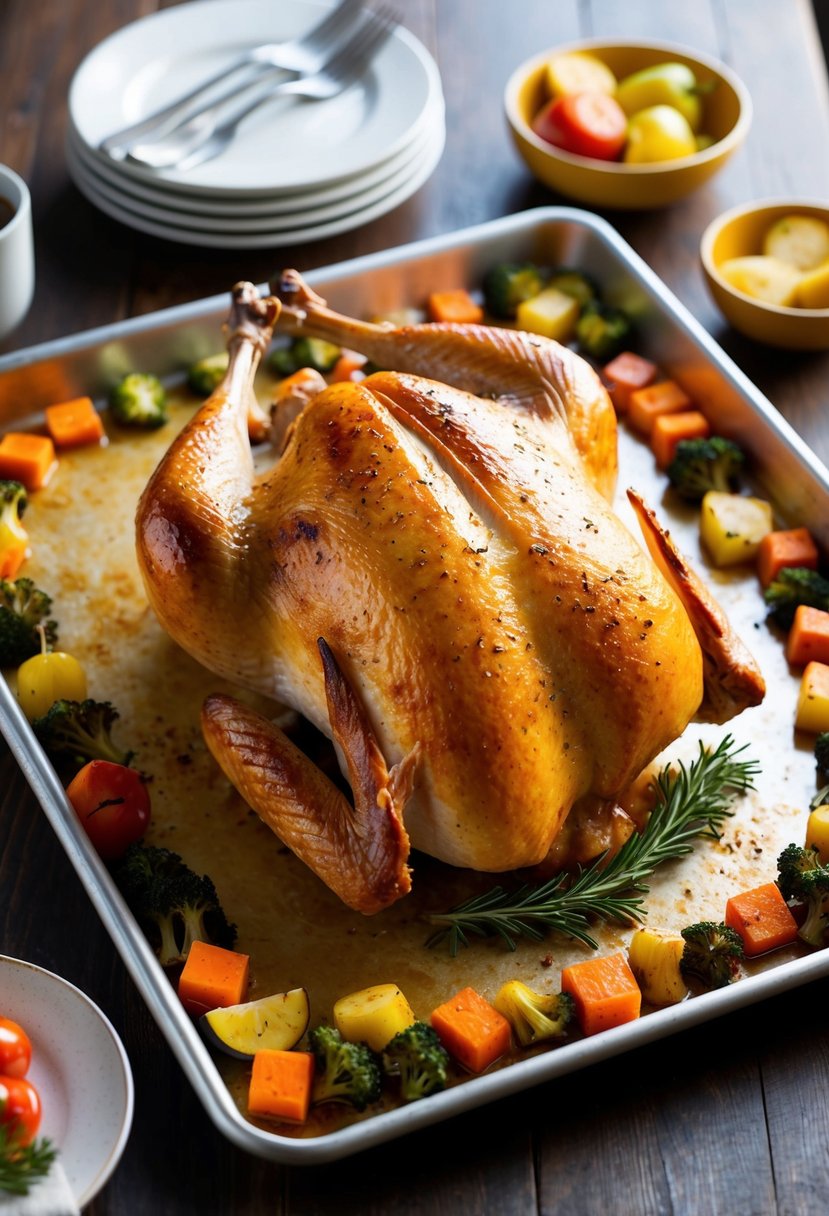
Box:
[2,2,829,1213]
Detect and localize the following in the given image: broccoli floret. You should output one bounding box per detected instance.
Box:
[548,268,600,309]
[308,1024,382,1111]
[680,921,744,989]
[492,980,575,1047]
[186,352,229,397]
[109,372,168,429]
[111,842,237,967]
[575,301,634,361]
[31,698,133,768]
[1,479,27,565]
[666,436,746,501]
[0,577,58,666]
[815,733,829,774]
[776,843,829,947]
[764,566,829,630]
[482,263,547,319]
[268,336,341,377]
[1,478,26,518]
[382,1021,449,1101]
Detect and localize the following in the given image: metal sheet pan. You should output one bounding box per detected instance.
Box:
[3,207,829,1164]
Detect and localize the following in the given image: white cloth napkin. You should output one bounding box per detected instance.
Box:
[0,1161,79,1216]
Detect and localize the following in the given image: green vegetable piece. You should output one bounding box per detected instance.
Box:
[764,566,829,631]
[548,268,599,309]
[493,982,575,1047]
[815,732,829,774]
[666,436,746,502]
[382,1021,449,1101]
[291,336,341,373]
[309,1024,382,1111]
[482,263,547,319]
[575,301,633,361]
[186,352,229,397]
[110,373,168,429]
[679,921,744,989]
[31,698,133,768]
[268,346,300,377]
[0,1122,57,1196]
[776,842,829,947]
[0,577,58,667]
[615,61,708,132]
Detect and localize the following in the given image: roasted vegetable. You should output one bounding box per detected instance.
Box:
[776,842,829,947]
[32,698,131,768]
[764,566,829,630]
[482,262,547,319]
[679,921,744,989]
[109,372,168,429]
[0,578,57,667]
[666,436,746,501]
[575,301,634,361]
[548,268,599,309]
[493,980,575,1045]
[186,352,229,396]
[308,1024,382,1111]
[815,732,829,774]
[0,480,28,581]
[382,1021,450,1101]
[268,336,341,376]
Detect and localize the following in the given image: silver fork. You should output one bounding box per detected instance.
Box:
[99,0,367,160]
[126,9,398,173]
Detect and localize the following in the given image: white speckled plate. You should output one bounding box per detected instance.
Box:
[0,956,133,1207]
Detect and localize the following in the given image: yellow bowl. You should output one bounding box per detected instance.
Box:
[504,39,752,210]
[701,198,829,350]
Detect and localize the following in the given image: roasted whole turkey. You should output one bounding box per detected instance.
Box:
[135,273,764,914]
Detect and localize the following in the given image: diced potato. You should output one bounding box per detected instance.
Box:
[795,260,829,309]
[516,286,579,342]
[628,928,688,1006]
[718,256,802,306]
[763,214,829,271]
[806,805,829,864]
[699,492,774,567]
[545,51,617,99]
[333,983,415,1051]
[795,662,829,733]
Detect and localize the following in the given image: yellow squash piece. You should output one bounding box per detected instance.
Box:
[544,51,617,99]
[201,987,310,1059]
[718,256,802,306]
[515,286,579,342]
[699,491,773,567]
[806,805,829,864]
[796,261,829,309]
[333,983,415,1051]
[762,215,829,272]
[796,662,829,733]
[628,928,688,1006]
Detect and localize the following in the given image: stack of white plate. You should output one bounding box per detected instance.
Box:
[65,0,445,249]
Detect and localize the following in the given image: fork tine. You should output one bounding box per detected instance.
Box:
[322,7,398,83]
[302,0,368,50]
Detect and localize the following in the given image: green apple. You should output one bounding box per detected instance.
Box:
[615,62,705,132]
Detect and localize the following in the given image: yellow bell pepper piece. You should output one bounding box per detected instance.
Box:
[699,491,773,567]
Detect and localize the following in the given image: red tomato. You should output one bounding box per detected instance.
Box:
[0,1075,41,1146]
[66,760,151,861]
[532,91,628,161]
[0,1018,31,1078]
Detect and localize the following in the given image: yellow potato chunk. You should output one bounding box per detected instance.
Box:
[806,805,829,864]
[699,491,773,567]
[628,928,688,1006]
[516,286,579,342]
[763,215,829,271]
[719,256,802,306]
[545,51,617,99]
[795,260,829,309]
[333,983,415,1051]
[796,662,829,734]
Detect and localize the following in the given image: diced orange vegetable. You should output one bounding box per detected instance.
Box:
[724,881,799,956]
[651,410,711,469]
[786,605,829,668]
[248,1049,314,1123]
[628,380,693,436]
[329,350,367,383]
[178,940,250,1018]
[795,661,829,733]
[0,432,57,491]
[44,397,106,449]
[756,527,819,588]
[0,513,28,579]
[560,952,641,1037]
[602,351,658,414]
[426,289,484,325]
[430,986,511,1073]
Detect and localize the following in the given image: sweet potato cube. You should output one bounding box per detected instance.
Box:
[628,380,692,435]
[0,432,57,491]
[427,289,484,324]
[795,661,829,733]
[786,605,829,668]
[602,351,658,414]
[178,940,250,1018]
[45,396,106,449]
[560,952,641,1037]
[651,410,711,469]
[725,882,798,956]
[756,527,819,588]
[248,1050,314,1123]
[431,986,511,1072]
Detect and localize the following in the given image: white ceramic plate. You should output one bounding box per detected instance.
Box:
[69,0,443,198]
[0,956,133,1207]
[67,114,446,247]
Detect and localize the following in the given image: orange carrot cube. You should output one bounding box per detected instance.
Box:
[724,882,798,956]
[602,351,658,414]
[248,1050,315,1123]
[786,605,829,667]
[628,380,693,435]
[178,940,250,1018]
[560,952,641,1037]
[431,986,511,1072]
[45,396,106,449]
[651,410,711,469]
[329,350,367,382]
[756,528,819,588]
[0,432,58,491]
[427,289,484,325]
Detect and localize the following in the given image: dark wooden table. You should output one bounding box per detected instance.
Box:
[3,2,829,1212]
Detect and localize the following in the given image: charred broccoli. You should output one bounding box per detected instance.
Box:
[32,698,133,768]
[482,262,547,319]
[111,842,237,967]
[680,921,744,989]
[548,268,599,309]
[575,301,634,361]
[110,372,168,429]
[493,980,575,1047]
[186,352,229,397]
[268,336,341,377]
[308,1024,382,1111]
[666,436,746,501]
[0,577,58,666]
[776,843,829,947]
[764,566,829,630]
[815,733,829,775]
[382,1021,449,1101]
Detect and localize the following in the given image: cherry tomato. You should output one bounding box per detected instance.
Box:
[0,1018,32,1078]
[532,91,627,161]
[66,759,151,861]
[0,1075,41,1146]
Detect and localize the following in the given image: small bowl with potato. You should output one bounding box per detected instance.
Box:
[700,199,829,349]
[504,39,751,209]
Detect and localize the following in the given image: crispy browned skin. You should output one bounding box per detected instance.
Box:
[135,276,762,913]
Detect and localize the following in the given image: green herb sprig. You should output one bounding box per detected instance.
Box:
[0,1122,57,1196]
[426,735,759,955]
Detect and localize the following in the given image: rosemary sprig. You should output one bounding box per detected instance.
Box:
[0,1122,57,1196]
[425,734,759,955]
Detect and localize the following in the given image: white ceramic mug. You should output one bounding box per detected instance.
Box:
[0,165,35,342]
